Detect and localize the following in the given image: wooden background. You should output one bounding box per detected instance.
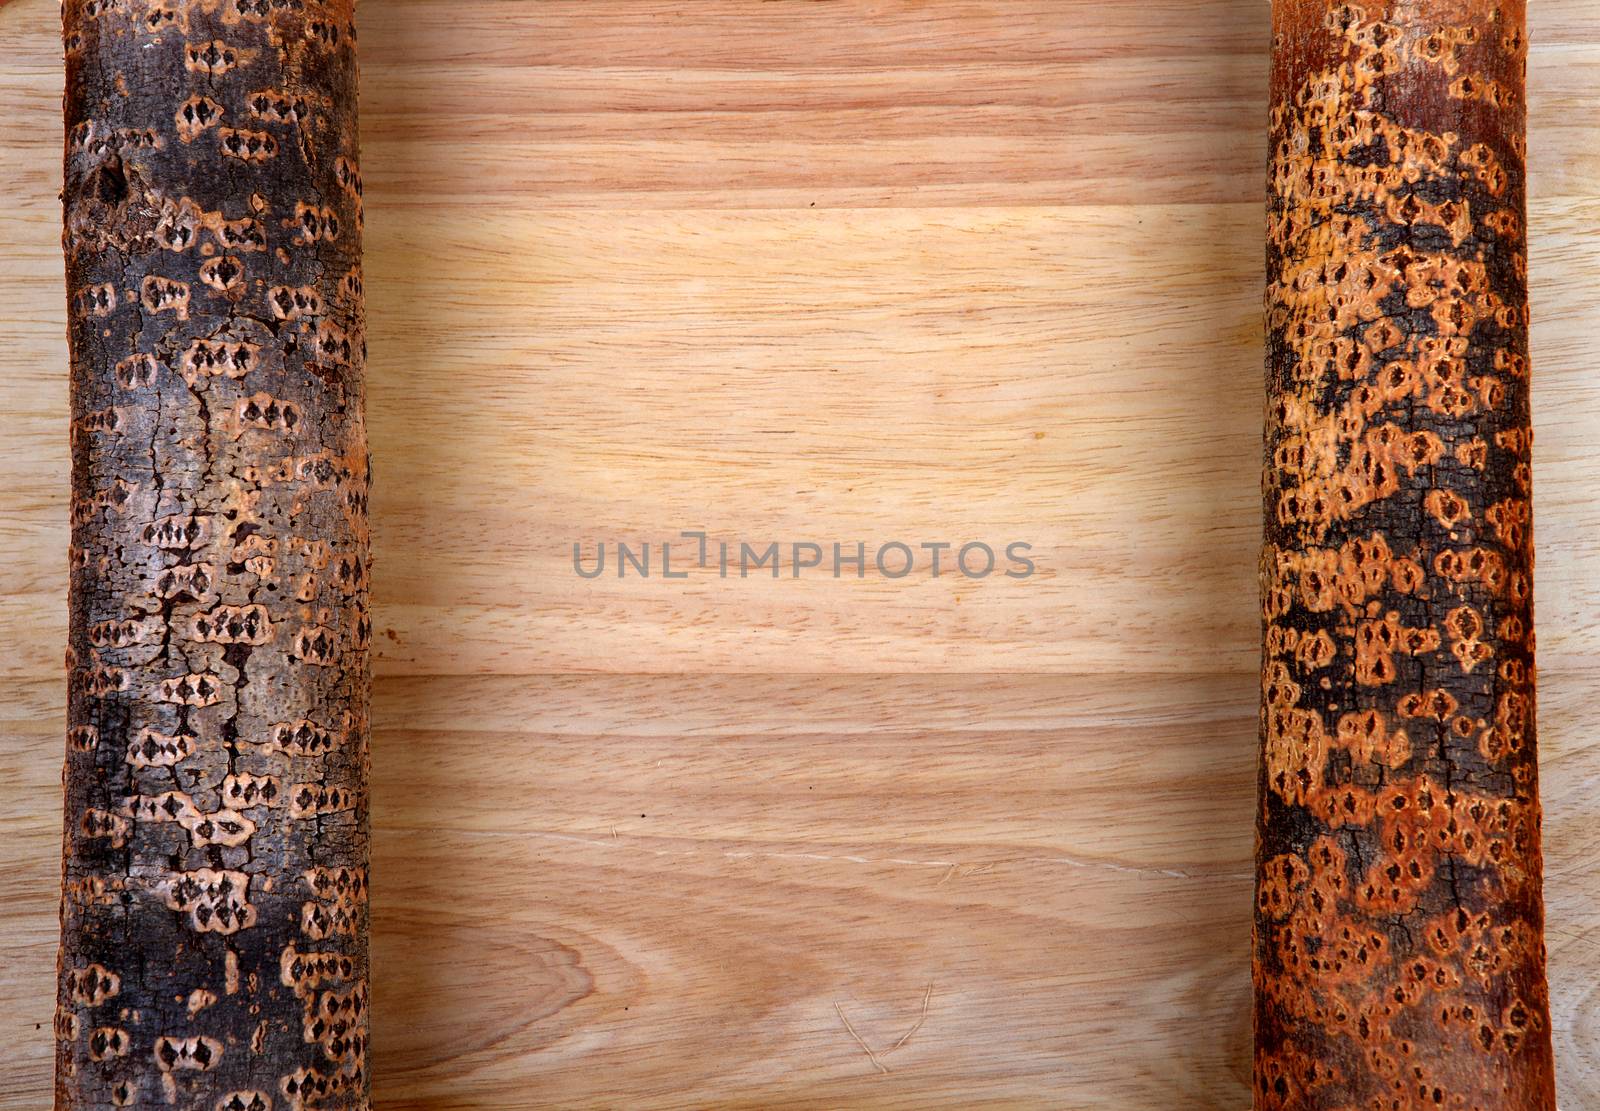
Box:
[4,1,1600,1106]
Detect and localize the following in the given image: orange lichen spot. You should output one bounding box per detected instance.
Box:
[305,866,367,907]
[1494,348,1528,378]
[75,406,125,438]
[144,512,210,550]
[75,0,122,21]
[183,808,258,849]
[81,663,131,697]
[304,19,344,48]
[1459,142,1509,196]
[299,901,360,941]
[248,89,311,125]
[237,392,302,433]
[1387,555,1423,595]
[288,783,355,819]
[180,337,261,384]
[76,282,116,317]
[1371,359,1415,403]
[152,198,200,253]
[1484,498,1531,548]
[268,284,323,320]
[140,275,190,318]
[1310,784,1378,830]
[265,718,337,757]
[1314,922,1390,983]
[184,40,246,75]
[156,671,224,706]
[63,874,129,909]
[1410,28,1466,73]
[1433,547,1507,592]
[64,963,120,1006]
[216,1092,272,1111]
[1445,605,1493,673]
[332,553,366,595]
[162,870,256,935]
[234,532,279,577]
[87,1026,130,1061]
[290,625,338,666]
[80,807,131,848]
[1354,612,1439,686]
[280,454,341,489]
[1484,207,1521,240]
[137,2,185,34]
[219,127,278,163]
[1362,317,1403,354]
[309,319,355,367]
[1480,690,1531,762]
[279,944,357,998]
[1263,664,1329,807]
[280,1065,362,1110]
[1497,614,1528,645]
[211,213,268,252]
[153,562,214,600]
[199,254,246,294]
[1334,709,1411,767]
[349,606,372,650]
[127,728,196,768]
[124,790,199,825]
[339,268,364,302]
[1423,489,1470,531]
[334,156,363,197]
[154,1035,223,1072]
[1397,688,1458,721]
[190,603,274,645]
[90,614,156,649]
[303,981,367,1066]
[292,202,340,244]
[69,122,160,157]
[115,353,160,388]
[222,773,281,808]
[176,96,224,142]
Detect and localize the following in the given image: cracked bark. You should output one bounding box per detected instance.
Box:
[57,2,369,1108]
[1256,2,1552,1107]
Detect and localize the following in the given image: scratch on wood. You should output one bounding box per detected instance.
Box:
[833,1001,890,1075]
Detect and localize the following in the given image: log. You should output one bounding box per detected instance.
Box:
[56,2,369,1108]
[1256,2,1553,1107]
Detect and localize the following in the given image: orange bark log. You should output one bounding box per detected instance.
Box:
[1256,3,1553,1107]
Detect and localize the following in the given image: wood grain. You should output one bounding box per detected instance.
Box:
[2,1,1599,1107]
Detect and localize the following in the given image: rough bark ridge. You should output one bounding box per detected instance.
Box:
[57,2,369,1108]
[1255,2,1553,1107]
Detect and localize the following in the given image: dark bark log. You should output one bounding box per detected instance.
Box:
[1256,2,1553,1107]
[56,2,369,1108]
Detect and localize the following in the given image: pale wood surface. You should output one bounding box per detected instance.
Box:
[3,2,1600,1107]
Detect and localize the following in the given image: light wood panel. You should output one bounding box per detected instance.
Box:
[3,1,1600,1107]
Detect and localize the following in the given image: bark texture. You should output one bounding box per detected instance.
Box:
[57,2,369,1108]
[1256,2,1553,1107]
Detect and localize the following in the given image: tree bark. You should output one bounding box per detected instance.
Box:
[1256,2,1553,1107]
[57,2,369,1107]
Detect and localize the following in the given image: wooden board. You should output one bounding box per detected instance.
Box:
[3,1,1600,1106]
